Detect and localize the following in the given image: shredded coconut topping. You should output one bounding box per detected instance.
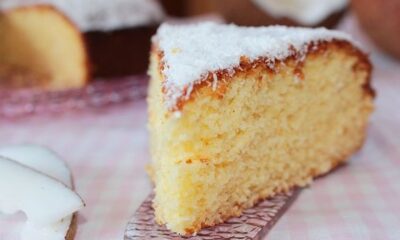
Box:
[154,22,355,111]
[0,0,164,31]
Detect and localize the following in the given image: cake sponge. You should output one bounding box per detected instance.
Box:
[148,23,374,235]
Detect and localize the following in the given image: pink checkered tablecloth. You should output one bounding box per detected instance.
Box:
[0,15,399,240]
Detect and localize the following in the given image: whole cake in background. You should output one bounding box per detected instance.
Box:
[0,0,164,90]
[252,0,348,25]
[147,22,374,235]
[211,0,348,27]
[0,6,87,90]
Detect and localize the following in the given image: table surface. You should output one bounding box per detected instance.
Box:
[0,15,400,240]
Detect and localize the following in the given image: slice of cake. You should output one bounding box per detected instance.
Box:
[0,144,84,240]
[148,23,374,235]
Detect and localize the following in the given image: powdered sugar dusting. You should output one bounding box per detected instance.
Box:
[0,0,164,31]
[154,22,355,111]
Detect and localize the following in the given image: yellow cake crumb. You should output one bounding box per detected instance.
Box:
[147,41,373,235]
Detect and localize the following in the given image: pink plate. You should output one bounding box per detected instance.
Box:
[0,75,148,118]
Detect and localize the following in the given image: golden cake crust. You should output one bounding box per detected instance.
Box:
[155,40,374,113]
[65,214,77,240]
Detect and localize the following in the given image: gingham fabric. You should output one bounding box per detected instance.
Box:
[0,15,399,240]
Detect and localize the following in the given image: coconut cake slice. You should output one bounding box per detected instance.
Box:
[147,22,374,235]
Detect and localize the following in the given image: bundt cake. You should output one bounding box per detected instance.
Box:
[191,0,348,28]
[147,23,374,235]
[0,5,88,90]
[0,0,164,89]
